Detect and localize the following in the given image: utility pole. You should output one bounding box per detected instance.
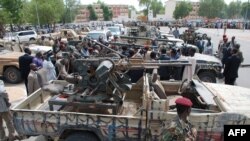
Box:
[35,0,40,28]
[247,0,250,19]
[243,0,249,31]
[237,0,239,19]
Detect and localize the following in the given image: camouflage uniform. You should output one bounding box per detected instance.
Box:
[162,116,196,141]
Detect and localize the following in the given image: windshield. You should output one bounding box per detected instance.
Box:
[108,27,120,33]
[87,33,105,40]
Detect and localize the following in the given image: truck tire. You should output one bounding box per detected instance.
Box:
[29,38,35,41]
[198,71,216,83]
[4,67,22,84]
[65,132,99,141]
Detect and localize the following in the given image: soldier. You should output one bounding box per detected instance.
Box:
[162,97,197,141]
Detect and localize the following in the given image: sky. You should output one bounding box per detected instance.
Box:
[80,0,249,10]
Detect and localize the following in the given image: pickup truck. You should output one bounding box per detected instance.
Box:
[12,61,250,141]
[0,49,23,83]
[118,37,222,83]
[0,42,53,83]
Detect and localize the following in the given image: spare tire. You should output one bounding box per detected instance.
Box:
[65,132,99,141]
[198,71,216,83]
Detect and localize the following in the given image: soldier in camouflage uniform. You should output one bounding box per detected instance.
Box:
[162,97,197,141]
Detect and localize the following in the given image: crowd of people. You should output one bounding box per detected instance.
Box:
[19,48,56,95]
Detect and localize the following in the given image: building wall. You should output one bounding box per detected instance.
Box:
[75,4,129,23]
[165,0,177,21]
[165,0,201,21]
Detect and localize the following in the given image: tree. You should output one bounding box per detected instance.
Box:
[150,0,164,17]
[0,9,9,37]
[227,1,242,19]
[199,0,226,19]
[101,3,113,21]
[0,0,24,30]
[63,0,80,23]
[173,1,192,19]
[241,2,250,20]
[87,5,98,21]
[138,0,152,18]
[27,0,64,26]
[218,3,228,19]
[19,0,32,24]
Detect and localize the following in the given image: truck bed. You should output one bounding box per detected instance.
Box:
[13,80,143,115]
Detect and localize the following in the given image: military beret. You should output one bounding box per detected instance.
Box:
[175,97,193,107]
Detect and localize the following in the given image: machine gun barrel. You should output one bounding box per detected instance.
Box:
[120,35,177,43]
[109,42,157,49]
[240,64,250,68]
[85,37,127,58]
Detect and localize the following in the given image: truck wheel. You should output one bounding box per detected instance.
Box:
[198,71,216,83]
[43,136,53,141]
[65,132,99,141]
[4,67,22,84]
[29,38,35,41]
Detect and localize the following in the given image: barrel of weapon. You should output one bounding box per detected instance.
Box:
[109,42,157,49]
[120,35,178,43]
[85,37,127,58]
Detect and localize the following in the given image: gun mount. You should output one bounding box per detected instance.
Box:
[54,58,132,114]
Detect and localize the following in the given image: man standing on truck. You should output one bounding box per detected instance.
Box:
[0,80,16,141]
[162,97,197,141]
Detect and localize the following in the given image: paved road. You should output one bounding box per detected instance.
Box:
[161,27,250,88]
[195,28,250,88]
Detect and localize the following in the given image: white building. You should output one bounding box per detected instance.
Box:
[165,0,177,21]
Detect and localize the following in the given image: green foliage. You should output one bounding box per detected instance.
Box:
[0,0,23,24]
[218,3,228,19]
[150,0,164,17]
[198,0,226,19]
[159,7,165,14]
[0,9,9,37]
[173,1,192,19]
[19,0,31,24]
[241,2,250,20]
[26,0,64,25]
[62,0,80,23]
[227,1,242,19]
[138,0,152,16]
[87,5,98,21]
[101,3,113,21]
[96,0,102,4]
[0,9,10,24]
